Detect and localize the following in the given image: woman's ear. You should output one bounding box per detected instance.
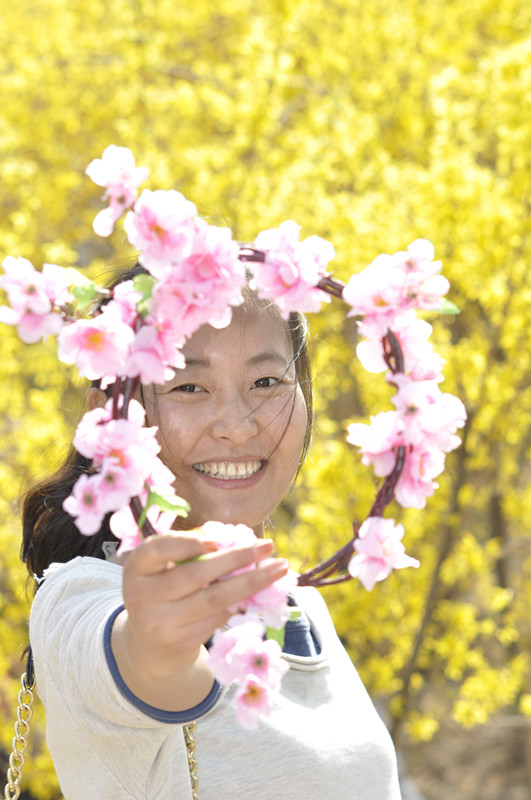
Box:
[87,387,107,411]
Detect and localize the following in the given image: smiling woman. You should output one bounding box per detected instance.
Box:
[22,263,403,800]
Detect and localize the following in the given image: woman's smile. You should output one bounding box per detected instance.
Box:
[192,460,264,480]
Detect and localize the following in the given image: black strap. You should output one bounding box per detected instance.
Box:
[25,644,35,689]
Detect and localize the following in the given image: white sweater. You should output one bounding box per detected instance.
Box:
[30,557,402,800]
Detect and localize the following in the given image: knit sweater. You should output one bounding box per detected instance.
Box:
[30,556,402,800]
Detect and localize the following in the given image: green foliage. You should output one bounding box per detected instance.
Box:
[1,0,530,795]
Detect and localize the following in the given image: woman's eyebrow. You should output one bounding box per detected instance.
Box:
[246,351,290,368]
[180,351,290,369]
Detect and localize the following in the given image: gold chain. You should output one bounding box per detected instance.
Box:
[4,673,199,800]
[182,722,199,800]
[4,672,35,800]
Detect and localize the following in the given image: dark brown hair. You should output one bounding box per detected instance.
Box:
[22,263,313,581]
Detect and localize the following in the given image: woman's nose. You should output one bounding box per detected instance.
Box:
[209,396,259,443]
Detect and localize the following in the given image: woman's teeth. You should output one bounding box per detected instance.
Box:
[193,461,262,479]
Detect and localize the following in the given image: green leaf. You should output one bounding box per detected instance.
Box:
[71,281,105,311]
[439,298,461,315]
[148,490,190,515]
[137,487,190,530]
[133,273,156,317]
[265,625,286,648]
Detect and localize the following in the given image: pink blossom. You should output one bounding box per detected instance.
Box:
[348,517,420,590]
[391,375,442,447]
[252,220,334,319]
[147,222,245,340]
[230,636,288,689]
[200,521,258,550]
[0,257,70,343]
[347,411,402,477]
[105,280,142,326]
[123,189,197,275]
[343,240,448,318]
[391,375,465,451]
[234,675,274,729]
[73,398,161,489]
[418,392,466,451]
[342,254,402,319]
[0,256,53,314]
[123,323,185,385]
[86,146,149,237]
[57,309,135,380]
[62,473,108,535]
[207,618,266,684]
[245,571,297,629]
[72,405,113,460]
[355,312,445,380]
[0,305,63,344]
[394,447,446,509]
[110,503,179,555]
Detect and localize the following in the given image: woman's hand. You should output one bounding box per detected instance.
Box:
[111,531,289,712]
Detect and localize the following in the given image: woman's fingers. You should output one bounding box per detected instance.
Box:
[152,538,275,602]
[132,555,289,648]
[126,531,220,577]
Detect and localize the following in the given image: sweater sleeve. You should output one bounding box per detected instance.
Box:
[29,557,224,799]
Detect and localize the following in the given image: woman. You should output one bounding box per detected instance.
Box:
[24,268,403,799]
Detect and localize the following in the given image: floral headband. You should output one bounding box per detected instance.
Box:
[0,145,466,728]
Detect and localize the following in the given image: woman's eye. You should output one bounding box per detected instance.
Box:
[253,377,280,389]
[173,383,202,393]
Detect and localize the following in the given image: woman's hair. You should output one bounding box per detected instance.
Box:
[22,262,314,581]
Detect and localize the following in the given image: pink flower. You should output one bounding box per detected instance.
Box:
[73,398,162,489]
[394,446,446,509]
[230,636,288,689]
[0,256,52,314]
[123,323,185,385]
[252,220,334,318]
[0,257,70,343]
[62,473,108,535]
[342,254,402,319]
[57,309,135,380]
[200,521,258,550]
[234,675,274,729]
[347,411,402,477]
[343,240,448,318]
[86,146,149,237]
[348,517,420,590]
[423,392,466,451]
[105,280,143,326]
[0,305,63,344]
[245,571,297,628]
[207,618,266,684]
[391,375,466,451]
[124,189,197,275]
[147,222,245,340]
[391,375,441,447]
[110,503,179,555]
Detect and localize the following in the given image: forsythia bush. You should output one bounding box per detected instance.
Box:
[1,0,529,795]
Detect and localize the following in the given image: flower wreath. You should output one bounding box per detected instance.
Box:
[0,145,466,729]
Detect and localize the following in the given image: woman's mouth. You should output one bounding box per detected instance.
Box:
[192,461,263,480]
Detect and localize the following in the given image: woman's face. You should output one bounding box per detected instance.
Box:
[145,305,308,536]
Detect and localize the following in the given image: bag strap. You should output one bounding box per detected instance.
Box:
[4,647,35,800]
[4,650,199,800]
[183,722,199,799]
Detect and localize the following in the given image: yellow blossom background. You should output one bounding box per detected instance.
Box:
[1,1,530,798]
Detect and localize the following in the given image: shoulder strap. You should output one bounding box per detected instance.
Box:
[4,647,35,800]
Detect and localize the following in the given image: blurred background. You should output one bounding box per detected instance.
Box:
[1,1,530,798]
